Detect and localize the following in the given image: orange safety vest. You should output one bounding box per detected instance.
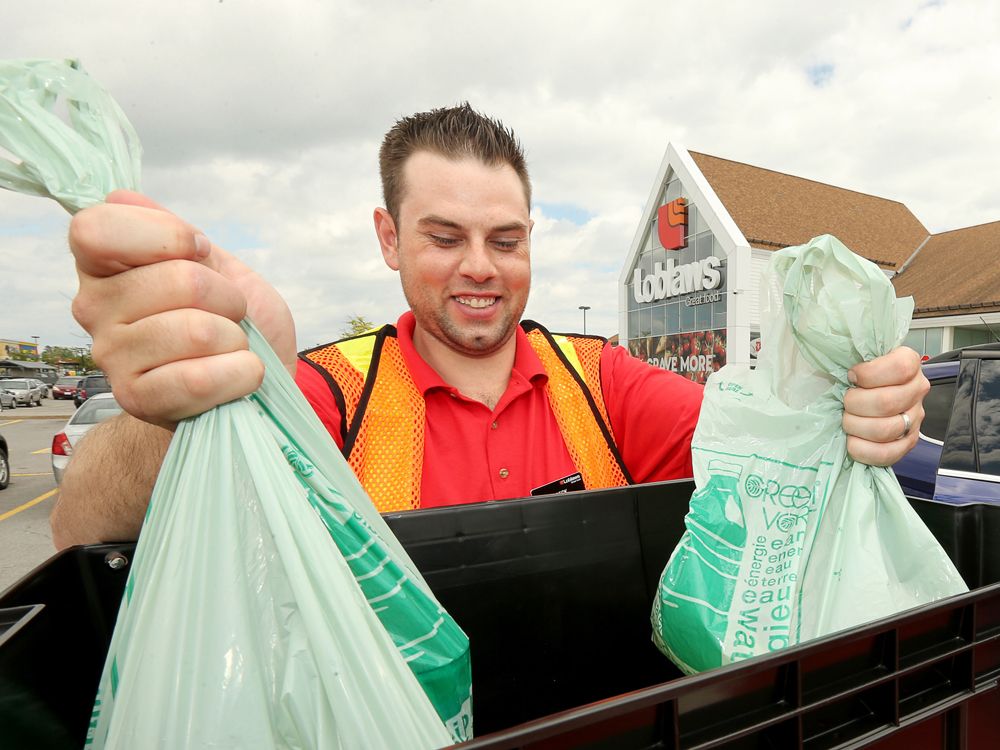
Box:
[301,321,630,512]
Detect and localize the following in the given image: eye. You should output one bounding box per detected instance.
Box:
[494,238,523,251]
[430,234,461,247]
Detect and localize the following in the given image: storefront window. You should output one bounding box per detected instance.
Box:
[696,232,713,261]
[954,327,993,349]
[687,203,702,238]
[640,249,652,275]
[925,328,944,355]
[664,177,682,204]
[651,305,666,336]
[680,302,695,332]
[696,302,712,329]
[903,329,925,355]
[666,302,679,330]
[904,328,947,357]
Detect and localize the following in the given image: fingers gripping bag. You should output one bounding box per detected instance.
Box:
[652,234,968,675]
[1,59,471,748]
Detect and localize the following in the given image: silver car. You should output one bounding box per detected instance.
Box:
[0,378,44,407]
[29,378,50,398]
[51,392,123,484]
[0,388,13,411]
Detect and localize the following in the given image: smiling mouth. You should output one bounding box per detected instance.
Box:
[455,296,497,309]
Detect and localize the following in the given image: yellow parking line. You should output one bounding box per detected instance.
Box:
[13,473,53,477]
[0,488,58,522]
[0,419,23,427]
[31,447,51,455]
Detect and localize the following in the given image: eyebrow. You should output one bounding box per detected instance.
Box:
[417,215,529,233]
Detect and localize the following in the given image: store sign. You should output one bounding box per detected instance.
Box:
[657,198,688,250]
[685,291,722,307]
[631,257,722,304]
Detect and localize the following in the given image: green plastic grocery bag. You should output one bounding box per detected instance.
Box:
[0,58,141,212]
[88,321,470,748]
[1,58,471,747]
[652,234,968,675]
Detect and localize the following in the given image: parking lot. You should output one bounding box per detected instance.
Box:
[0,397,75,591]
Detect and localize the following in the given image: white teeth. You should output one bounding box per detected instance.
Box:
[456,296,496,309]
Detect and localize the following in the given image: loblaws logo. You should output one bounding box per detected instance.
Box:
[657,198,688,250]
[632,257,723,304]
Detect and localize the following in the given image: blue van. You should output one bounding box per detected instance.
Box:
[892,343,1000,504]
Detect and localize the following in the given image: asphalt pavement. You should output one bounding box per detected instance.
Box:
[0,396,77,592]
[1,395,77,421]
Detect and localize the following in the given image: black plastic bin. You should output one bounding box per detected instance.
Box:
[2,480,1000,749]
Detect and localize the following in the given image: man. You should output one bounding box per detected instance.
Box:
[51,104,927,547]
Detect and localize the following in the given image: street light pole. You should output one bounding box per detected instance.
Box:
[31,336,40,358]
[578,305,591,335]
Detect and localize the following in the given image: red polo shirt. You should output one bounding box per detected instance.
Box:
[295,312,702,508]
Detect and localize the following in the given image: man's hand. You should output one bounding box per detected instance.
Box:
[843,346,929,466]
[70,191,296,429]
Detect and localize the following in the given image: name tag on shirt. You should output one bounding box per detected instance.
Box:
[530,472,585,497]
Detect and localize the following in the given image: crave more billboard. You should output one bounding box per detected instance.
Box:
[626,173,728,384]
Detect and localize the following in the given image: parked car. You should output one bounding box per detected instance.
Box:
[0,379,44,407]
[73,375,111,407]
[52,377,82,401]
[51,393,123,484]
[892,342,1000,504]
[0,388,13,411]
[0,431,8,490]
[29,378,50,398]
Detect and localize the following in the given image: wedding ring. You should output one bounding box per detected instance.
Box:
[897,412,912,440]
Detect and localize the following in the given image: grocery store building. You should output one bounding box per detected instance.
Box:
[618,145,1000,382]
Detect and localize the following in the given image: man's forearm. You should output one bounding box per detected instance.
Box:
[50,413,173,550]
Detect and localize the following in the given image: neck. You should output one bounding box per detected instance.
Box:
[412,326,518,409]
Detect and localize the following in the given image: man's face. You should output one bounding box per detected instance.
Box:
[375,151,532,358]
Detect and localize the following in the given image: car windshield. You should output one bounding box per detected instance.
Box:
[71,397,123,425]
[85,376,109,388]
[56,377,78,386]
[1,380,29,389]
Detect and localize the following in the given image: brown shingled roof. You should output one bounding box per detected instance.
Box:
[689,152,929,269]
[891,220,1000,318]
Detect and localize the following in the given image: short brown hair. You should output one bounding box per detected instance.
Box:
[379,103,531,222]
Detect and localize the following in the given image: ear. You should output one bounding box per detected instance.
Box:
[373,208,400,270]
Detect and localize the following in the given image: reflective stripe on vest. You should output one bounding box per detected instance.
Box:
[523,327,630,492]
[303,322,629,512]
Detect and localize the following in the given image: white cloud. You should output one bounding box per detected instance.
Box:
[1,0,998,351]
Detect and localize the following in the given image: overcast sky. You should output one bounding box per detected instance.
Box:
[2,0,998,354]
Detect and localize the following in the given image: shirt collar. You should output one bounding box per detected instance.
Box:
[395,311,547,396]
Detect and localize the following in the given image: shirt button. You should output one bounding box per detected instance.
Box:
[499,468,509,479]
[491,421,498,430]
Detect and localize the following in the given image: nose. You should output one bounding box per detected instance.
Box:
[458,238,497,283]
